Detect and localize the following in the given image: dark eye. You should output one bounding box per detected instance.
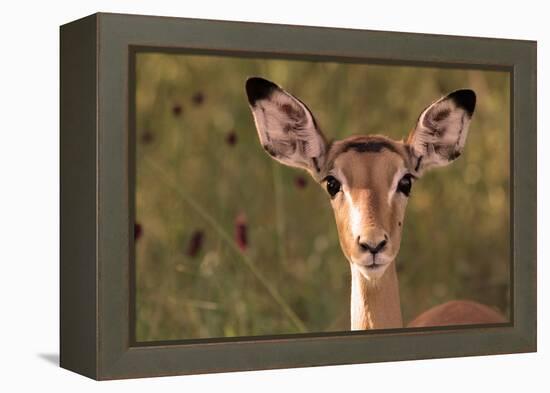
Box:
[325,175,341,198]
[397,174,413,197]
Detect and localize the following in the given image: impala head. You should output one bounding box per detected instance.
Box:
[245,77,475,281]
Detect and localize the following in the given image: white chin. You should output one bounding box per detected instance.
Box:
[355,263,390,281]
[352,257,392,281]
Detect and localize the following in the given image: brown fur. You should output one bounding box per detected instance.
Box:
[408,300,507,327]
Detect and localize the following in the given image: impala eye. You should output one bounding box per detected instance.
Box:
[325,175,341,198]
[397,174,413,197]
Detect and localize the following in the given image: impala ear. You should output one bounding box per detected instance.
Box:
[407,89,476,175]
[245,77,328,178]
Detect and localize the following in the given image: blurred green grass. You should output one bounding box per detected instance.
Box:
[135,53,510,341]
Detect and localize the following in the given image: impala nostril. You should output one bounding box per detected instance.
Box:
[357,237,387,254]
[375,239,387,253]
[357,237,368,252]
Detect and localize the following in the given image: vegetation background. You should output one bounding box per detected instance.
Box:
[134,53,510,342]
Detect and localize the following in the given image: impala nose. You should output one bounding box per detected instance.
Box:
[357,235,388,255]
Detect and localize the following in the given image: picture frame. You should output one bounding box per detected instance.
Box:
[60,12,536,380]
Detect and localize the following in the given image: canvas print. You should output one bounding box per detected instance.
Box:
[133,53,510,342]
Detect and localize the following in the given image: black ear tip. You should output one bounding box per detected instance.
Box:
[245,77,278,105]
[448,89,476,116]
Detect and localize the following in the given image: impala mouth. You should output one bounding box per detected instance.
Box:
[365,261,386,270]
[353,254,391,268]
[352,255,392,280]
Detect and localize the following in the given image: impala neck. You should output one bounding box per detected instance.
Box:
[350,261,403,330]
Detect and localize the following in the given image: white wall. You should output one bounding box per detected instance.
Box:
[0,1,546,391]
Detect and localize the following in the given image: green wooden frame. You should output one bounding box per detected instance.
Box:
[60,12,537,380]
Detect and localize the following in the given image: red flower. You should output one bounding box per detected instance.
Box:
[187,230,204,258]
[140,130,154,144]
[225,130,237,146]
[191,92,205,106]
[134,223,143,241]
[234,213,248,251]
[172,104,183,116]
[295,175,307,189]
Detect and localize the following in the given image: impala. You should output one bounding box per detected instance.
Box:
[245,77,506,330]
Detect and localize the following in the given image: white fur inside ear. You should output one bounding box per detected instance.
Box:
[410,97,472,171]
[250,87,326,174]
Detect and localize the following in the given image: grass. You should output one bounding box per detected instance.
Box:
[144,156,306,332]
